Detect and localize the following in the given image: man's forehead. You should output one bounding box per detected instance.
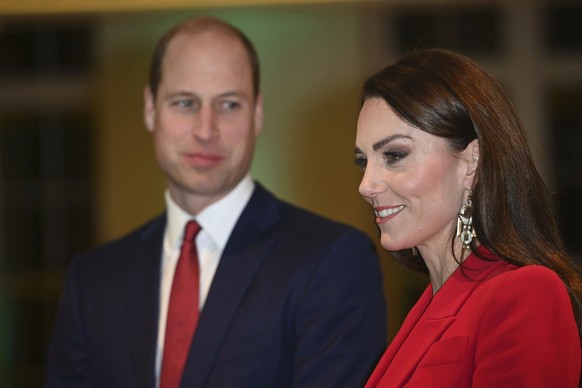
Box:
[164,31,248,67]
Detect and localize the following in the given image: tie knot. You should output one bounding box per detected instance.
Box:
[184,220,201,243]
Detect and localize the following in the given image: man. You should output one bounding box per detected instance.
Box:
[46,16,386,388]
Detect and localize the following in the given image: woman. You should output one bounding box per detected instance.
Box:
[355,48,582,387]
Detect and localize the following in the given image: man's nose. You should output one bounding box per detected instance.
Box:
[192,106,218,141]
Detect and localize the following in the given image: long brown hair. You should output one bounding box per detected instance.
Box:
[362,48,582,332]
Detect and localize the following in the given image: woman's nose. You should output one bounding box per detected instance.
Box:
[359,166,387,199]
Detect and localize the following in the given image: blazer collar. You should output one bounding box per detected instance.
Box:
[124,215,167,388]
[368,247,509,387]
[181,183,281,387]
[428,246,506,319]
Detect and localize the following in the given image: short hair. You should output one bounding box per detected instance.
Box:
[148,16,260,100]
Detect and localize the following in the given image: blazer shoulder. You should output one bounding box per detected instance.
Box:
[277,198,369,240]
[481,263,567,293]
[73,213,165,265]
[255,182,358,224]
[251,183,372,245]
[471,263,574,321]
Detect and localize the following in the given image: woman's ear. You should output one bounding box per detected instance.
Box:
[469,139,479,167]
[463,139,479,189]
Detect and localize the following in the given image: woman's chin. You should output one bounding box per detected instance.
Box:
[380,238,406,253]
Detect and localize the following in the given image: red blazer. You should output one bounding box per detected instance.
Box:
[366,247,581,387]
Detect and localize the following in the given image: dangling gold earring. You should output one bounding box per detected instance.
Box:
[411,246,418,256]
[457,192,476,250]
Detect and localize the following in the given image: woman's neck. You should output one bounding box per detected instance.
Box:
[420,240,475,294]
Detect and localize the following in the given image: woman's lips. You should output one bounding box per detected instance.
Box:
[374,205,405,224]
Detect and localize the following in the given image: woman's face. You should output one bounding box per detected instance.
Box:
[355,98,474,254]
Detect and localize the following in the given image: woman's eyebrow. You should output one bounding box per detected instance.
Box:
[373,134,412,151]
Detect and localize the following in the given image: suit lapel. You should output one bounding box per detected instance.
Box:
[181,185,280,387]
[124,215,166,388]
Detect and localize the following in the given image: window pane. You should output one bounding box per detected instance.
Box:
[394,6,500,55]
[545,4,582,53]
[548,87,582,257]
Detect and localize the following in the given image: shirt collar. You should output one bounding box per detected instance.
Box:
[165,175,255,250]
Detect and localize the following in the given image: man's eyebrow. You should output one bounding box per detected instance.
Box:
[372,134,413,151]
[163,91,196,100]
[216,90,249,100]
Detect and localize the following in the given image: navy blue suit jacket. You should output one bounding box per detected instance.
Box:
[46,184,387,387]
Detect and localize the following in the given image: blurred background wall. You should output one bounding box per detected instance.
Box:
[0,0,581,386]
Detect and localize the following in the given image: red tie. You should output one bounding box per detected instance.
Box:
[160,220,201,388]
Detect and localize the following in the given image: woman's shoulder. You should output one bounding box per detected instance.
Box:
[475,262,571,311]
[469,246,566,293]
[463,262,576,335]
[488,263,564,289]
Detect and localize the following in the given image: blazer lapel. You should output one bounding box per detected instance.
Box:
[373,250,507,387]
[366,285,442,387]
[386,299,457,386]
[181,185,280,387]
[124,215,166,388]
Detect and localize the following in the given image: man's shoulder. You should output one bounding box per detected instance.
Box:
[253,184,365,236]
[75,213,165,262]
[273,202,373,255]
[278,199,351,229]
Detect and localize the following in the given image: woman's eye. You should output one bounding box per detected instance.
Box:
[383,150,408,165]
[354,156,367,171]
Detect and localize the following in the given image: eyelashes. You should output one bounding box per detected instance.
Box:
[354,150,409,171]
[383,150,408,165]
[354,156,367,171]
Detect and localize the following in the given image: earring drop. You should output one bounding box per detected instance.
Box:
[457,192,476,250]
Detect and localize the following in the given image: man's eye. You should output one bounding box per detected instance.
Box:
[221,100,241,110]
[181,99,196,108]
[171,99,194,108]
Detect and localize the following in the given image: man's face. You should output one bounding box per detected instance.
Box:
[144,30,263,214]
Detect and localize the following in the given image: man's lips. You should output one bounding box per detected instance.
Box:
[374,205,405,224]
[182,152,224,168]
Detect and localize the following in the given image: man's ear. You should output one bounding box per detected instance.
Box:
[144,86,156,133]
[463,139,480,189]
[254,92,264,135]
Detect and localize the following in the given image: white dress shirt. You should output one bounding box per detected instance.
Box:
[155,175,254,386]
